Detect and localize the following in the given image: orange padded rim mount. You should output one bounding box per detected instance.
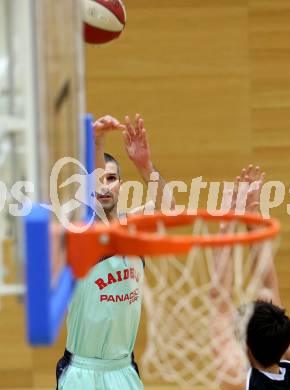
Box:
[67,210,280,278]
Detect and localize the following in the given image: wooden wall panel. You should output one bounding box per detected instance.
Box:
[86,2,251,183]
[249,0,290,311]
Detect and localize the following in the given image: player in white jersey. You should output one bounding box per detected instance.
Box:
[211,166,290,390]
[56,114,175,390]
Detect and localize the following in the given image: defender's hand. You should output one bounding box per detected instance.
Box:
[234,165,265,214]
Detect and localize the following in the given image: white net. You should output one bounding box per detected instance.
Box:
[141,218,277,388]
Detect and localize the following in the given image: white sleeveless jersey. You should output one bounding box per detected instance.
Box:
[66,255,144,358]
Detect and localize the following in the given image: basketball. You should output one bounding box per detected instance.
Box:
[82,0,126,45]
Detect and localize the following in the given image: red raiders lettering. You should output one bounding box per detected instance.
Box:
[95,267,141,291]
[107,273,117,284]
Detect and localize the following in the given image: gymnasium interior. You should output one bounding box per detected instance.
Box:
[0,0,290,389]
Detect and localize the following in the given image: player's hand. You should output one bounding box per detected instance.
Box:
[232,165,265,214]
[123,114,152,169]
[93,115,125,140]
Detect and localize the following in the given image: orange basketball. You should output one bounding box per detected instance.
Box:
[82,0,126,45]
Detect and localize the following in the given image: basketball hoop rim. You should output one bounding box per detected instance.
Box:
[113,210,280,248]
[67,210,280,278]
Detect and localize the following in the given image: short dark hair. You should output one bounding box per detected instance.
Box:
[247,300,290,368]
[104,153,121,178]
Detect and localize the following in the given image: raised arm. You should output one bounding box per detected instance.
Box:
[239,166,281,307]
[211,166,267,390]
[122,114,175,213]
[93,115,125,170]
[234,167,290,361]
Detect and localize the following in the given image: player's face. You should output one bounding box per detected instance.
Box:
[96,161,121,212]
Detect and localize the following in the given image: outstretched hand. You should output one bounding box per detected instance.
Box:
[123,114,152,169]
[225,165,265,214]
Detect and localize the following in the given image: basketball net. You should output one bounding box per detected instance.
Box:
[67,210,280,387]
[140,217,278,388]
